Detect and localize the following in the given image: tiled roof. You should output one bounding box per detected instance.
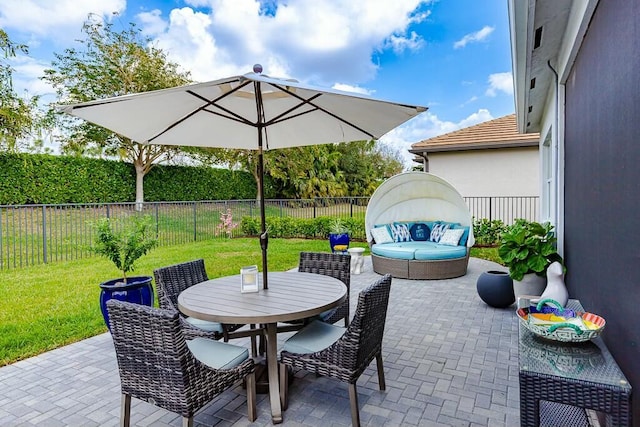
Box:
[410,114,539,153]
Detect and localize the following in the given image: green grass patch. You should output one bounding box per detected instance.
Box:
[0,237,369,366]
[470,246,502,264]
[0,240,498,366]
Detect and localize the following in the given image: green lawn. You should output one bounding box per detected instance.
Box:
[0,239,499,366]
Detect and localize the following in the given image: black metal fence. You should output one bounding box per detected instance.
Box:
[0,196,537,269]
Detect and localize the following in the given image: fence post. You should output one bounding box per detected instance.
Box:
[489,198,492,222]
[350,198,354,217]
[42,205,47,264]
[155,203,159,238]
[193,202,197,242]
[313,199,317,219]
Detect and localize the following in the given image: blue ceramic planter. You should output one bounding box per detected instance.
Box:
[329,233,350,253]
[99,276,154,330]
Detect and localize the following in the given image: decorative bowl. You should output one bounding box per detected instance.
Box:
[516,298,605,342]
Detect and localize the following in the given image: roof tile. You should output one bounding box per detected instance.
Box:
[411,114,539,152]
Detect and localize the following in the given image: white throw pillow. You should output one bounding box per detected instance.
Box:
[370,226,394,244]
[438,228,465,246]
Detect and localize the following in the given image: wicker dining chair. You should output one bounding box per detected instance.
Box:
[153,259,248,342]
[106,299,256,427]
[298,251,351,327]
[279,273,392,427]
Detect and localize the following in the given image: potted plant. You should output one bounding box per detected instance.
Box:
[498,219,564,298]
[328,217,350,253]
[90,215,158,329]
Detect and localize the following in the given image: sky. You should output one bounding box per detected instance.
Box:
[0,0,515,167]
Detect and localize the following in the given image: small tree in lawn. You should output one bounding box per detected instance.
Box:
[91,215,158,283]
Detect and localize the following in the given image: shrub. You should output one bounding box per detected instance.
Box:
[240,216,260,236]
[498,219,563,281]
[238,215,365,241]
[473,218,506,246]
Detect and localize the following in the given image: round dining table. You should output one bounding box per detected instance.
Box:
[178,271,347,424]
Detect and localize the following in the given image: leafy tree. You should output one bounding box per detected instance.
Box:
[371,142,405,179]
[0,29,39,152]
[335,140,404,196]
[43,17,191,207]
[195,139,404,199]
[267,145,347,198]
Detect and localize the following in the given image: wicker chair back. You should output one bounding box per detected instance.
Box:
[298,251,352,326]
[154,259,208,310]
[349,273,392,369]
[278,274,392,426]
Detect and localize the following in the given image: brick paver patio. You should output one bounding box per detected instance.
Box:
[0,256,521,426]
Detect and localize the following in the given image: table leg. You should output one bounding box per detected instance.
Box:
[266,322,283,424]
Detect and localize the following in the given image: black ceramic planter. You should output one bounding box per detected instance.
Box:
[476,270,515,308]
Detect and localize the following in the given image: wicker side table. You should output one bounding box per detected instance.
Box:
[518,299,632,426]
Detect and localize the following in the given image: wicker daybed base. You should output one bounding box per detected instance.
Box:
[371,252,470,280]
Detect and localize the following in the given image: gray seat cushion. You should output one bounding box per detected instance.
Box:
[187,338,249,370]
[185,316,225,333]
[282,320,346,354]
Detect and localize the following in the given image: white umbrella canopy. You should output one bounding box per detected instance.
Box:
[59,65,428,288]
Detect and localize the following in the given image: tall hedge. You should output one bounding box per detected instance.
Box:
[0,153,271,205]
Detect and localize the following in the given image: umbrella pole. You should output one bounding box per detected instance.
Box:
[254,80,269,289]
[258,144,268,289]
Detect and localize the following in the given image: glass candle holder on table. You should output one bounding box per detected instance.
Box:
[240,265,259,293]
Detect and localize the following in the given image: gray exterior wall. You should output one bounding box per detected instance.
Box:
[564,0,640,423]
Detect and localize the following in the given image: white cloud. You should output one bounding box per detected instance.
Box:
[384,31,424,54]
[137,9,168,36]
[460,95,478,107]
[9,55,55,98]
[485,72,513,97]
[0,1,432,103]
[0,0,127,101]
[380,109,494,167]
[139,0,430,85]
[453,25,494,49]
[0,0,125,37]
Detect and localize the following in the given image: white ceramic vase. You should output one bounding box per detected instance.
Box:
[512,272,546,303]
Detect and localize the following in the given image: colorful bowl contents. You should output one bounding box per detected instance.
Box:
[517,298,606,342]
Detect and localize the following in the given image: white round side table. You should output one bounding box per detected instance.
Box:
[347,247,365,274]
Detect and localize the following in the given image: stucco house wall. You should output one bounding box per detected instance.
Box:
[410,114,539,202]
[427,147,538,197]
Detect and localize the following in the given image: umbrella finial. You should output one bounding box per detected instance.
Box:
[253,64,263,74]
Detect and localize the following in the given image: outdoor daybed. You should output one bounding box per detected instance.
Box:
[365,172,475,280]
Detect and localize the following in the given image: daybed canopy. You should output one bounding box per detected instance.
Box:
[365,172,475,247]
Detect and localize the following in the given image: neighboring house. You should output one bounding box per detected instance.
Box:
[509,0,639,423]
[410,114,539,197]
[410,114,540,222]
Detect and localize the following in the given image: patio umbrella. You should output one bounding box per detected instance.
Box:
[59,65,427,288]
